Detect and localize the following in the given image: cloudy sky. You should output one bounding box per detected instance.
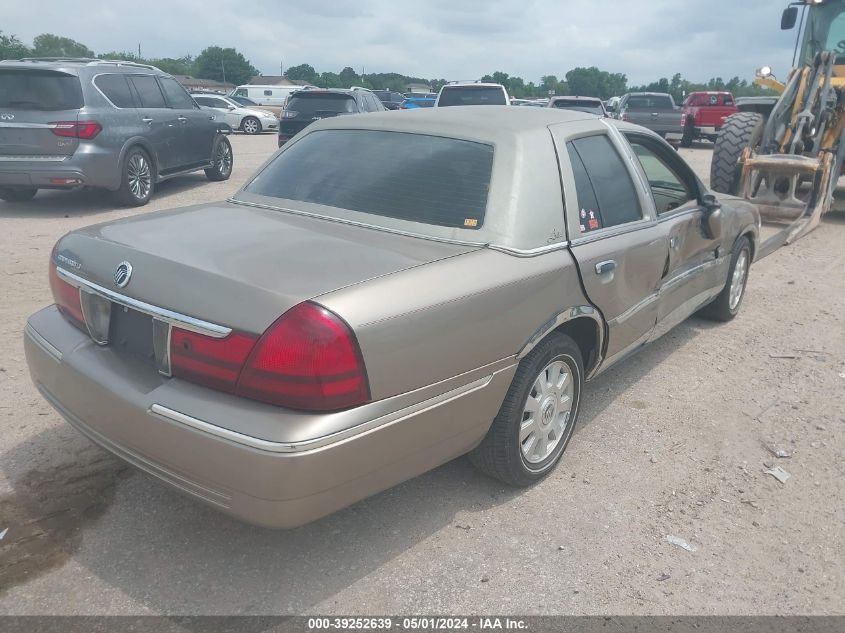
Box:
[5,0,798,84]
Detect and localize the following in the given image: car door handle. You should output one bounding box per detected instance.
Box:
[177,116,187,123]
[595,260,617,275]
[670,236,680,250]
[651,112,659,117]
[141,117,153,124]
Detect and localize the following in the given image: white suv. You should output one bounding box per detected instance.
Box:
[191,93,279,134]
[435,82,510,107]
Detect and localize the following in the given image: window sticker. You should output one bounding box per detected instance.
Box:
[579,208,602,233]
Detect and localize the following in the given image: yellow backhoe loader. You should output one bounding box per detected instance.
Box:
[711,0,845,255]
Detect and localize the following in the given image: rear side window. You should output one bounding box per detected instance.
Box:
[129,75,166,108]
[0,70,83,111]
[287,94,357,115]
[245,129,494,229]
[159,77,195,109]
[264,90,273,96]
[94,74,135,108]
[438,87,506,106]
[626,95,672,109]
[567,135,642,233]
[552,99,604,115]
[723,95,734,106]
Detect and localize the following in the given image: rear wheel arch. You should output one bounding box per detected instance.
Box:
[117,139,159,186]
[519,310,604,378]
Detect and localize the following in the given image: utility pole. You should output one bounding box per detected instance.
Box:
[138,43,141,59]
[221,59,226,84]
[280,60,284,77]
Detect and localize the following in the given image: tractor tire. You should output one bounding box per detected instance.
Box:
[710,112,765,195]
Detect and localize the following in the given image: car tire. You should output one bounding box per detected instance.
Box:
[699,236,752,322]
[114,147,154,207]
[680,123,694,148]
[0,187,38,202]
[205,136,233,182]
[241,116,261,135]
[710,112,765,195]
[469,333,583,487]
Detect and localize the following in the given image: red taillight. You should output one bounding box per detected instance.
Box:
[236,302,370,411]
[50,121,102,139]
[48,258,85,331]
[170,329,258,393]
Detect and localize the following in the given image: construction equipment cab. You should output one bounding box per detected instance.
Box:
[710,0,845,254]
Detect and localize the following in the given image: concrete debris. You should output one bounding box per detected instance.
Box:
[764,466,791,484]
[665,535,697,553]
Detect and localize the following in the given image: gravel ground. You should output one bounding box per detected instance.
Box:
[0,135,842,614]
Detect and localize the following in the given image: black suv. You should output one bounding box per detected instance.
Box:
[0,58,233,206]
[278,88,385,146]
[373,90,405,110]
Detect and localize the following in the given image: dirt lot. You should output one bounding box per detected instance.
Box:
[0,135,842,614]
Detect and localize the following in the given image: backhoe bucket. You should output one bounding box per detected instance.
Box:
[739,149,833,247]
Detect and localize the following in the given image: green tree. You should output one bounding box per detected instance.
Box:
[285,63,318,84]
[32,33,94,58]
[338,66,360,88]
[565,66,627,99]
[151,56,193,76]
[319,71,342,88]
[97,51,139,62]
[0,31,31,60]
[193,46,257,85]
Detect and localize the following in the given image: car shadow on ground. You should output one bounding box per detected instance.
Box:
[0,174,216,220]
[0,315,715,612]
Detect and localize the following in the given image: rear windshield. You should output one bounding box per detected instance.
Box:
[407,98,435,108]
[552,99,603,114]
[287,93,357,115]
[244,129,494,230]
[438,86,506,106]
[0,70,83,111]
[626,95,673,109]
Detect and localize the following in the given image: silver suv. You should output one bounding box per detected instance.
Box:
[0,58,233,206]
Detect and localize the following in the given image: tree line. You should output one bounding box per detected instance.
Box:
[1,31,775,101]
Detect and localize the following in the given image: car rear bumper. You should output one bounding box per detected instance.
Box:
[25,305,514,528]
[0,145,121,189]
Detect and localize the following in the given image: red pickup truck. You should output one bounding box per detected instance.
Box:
[680,92,738,147]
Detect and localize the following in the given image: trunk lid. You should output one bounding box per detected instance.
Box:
[0,69,83,157]
[57,201,480,335]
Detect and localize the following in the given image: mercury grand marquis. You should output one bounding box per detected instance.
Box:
[25,107,760,527]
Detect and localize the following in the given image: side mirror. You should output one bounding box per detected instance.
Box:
[781,6,798,30]
[227,106,236,111]
[701,193,723,239]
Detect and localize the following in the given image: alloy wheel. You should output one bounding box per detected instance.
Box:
[729,249,749,310]
[216,142,232,176]
[127,154,151,200]
[520,359,575,464]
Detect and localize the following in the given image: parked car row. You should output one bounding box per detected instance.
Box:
[607,91,738,144]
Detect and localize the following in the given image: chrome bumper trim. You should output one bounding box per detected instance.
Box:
[56,266,232,338]
[150,374,495,454]
[0,155,68,162]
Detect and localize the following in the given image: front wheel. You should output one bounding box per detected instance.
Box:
[470,333,583,487]
[699,236,751,322]
[0,187,38,202]
[241,116,261,135]
[205,136,233,182]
